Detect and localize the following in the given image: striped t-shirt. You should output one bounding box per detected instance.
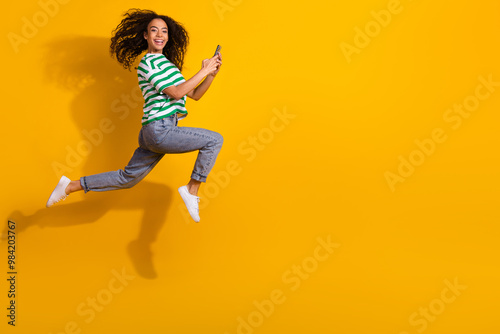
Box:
[137,53,187,125]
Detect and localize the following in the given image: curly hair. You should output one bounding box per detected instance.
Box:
[110,8,189,71]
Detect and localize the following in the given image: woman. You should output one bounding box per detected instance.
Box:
[46,9,223,223]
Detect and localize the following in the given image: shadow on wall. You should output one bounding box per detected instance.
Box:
[7,35,173,279]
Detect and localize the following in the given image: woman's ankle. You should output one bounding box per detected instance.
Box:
[65,180,82,195]
[187,179,201,196]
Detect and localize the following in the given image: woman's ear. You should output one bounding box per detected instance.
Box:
[143,31,147,40]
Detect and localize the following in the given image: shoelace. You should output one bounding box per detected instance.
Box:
[188,196,200,210]
[54,194,67,204]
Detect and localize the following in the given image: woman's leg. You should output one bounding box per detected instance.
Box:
[80,146,164,193]
[152,125,224,184]
[164,125,222,222]
[147,117,223,222]
[47,146,164,207]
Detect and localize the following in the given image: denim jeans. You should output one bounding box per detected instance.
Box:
[80,114,223,193]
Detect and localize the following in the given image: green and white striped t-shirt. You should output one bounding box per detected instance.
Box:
[137,53,187,125]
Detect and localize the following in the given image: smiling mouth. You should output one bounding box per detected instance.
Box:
[154,39,164,45]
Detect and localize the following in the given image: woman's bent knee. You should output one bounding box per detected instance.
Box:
[213,132,224,147]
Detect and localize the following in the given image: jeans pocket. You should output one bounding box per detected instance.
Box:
[153,119,174,148]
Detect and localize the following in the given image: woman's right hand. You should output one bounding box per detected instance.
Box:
[201,54,222,76]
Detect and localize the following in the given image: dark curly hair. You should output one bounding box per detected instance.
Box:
[110,9,189,71]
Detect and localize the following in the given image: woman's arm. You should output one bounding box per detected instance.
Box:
[187,74,215,101]
[162,55,221,100]
[187,53,222,101]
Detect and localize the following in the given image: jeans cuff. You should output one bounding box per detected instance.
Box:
[191,171,207,183]
[80,176,90,193]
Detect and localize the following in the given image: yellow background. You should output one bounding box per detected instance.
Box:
[1,0,500,333]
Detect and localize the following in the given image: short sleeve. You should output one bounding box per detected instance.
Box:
[138,57,184,94]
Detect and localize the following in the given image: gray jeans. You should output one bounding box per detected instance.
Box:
[80,114,223,193]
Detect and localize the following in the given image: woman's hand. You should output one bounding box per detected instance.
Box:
[166,53,222,100]
[201,53,222,77]
[210,52,222,77]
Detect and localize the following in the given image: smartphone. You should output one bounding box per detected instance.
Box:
[214,45,221,57]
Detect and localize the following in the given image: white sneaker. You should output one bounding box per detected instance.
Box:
[178,186,200,222]
[46,176,71,208]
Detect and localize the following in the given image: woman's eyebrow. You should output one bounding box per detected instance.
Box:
[150,26,168,30]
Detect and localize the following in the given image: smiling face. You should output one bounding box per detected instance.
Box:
[144,18,168,54]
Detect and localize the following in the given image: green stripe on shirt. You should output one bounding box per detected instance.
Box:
[137,54,188,125]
